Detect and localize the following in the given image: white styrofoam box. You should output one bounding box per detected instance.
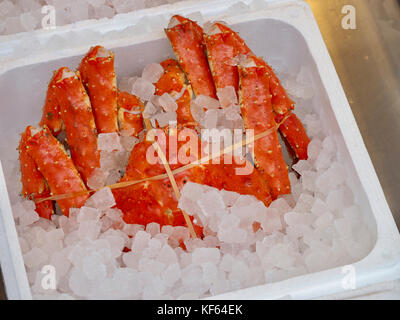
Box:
[0,0,399,299]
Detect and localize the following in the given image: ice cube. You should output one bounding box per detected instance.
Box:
[143,101,158,118]
[190,100,205,123]
[158,244,178,264]
[313,212,334,229]
[142,63,164,83]
[195,95,220,109]
[146,222,160,237]
[131,78,155,101]
[24,247,48,268]
[132,231,151,253]
[161,263,181,287]
[85,187,116,211]
[154,111,177,127]
[19,209,39,227]
[307,138,322,162]
[87,168,107,190]
[315,162,346,194]
[77,206,101,222]
[220,189,240,207]
[202,109,219,129]
[82,253,107,280]
[122,251,140,269]
[138,257,165,275]
[216,86,238,108]
[120,135,138,152]
[197,190,226,217]
[159,93,178,112]
[326,187,354,212]
[69,267,93,298]
[78,221,101,240]
[98,133,122,152]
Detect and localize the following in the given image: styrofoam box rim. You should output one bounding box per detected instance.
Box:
[0,0,399,300]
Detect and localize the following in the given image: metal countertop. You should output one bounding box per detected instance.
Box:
[305,0,400,229]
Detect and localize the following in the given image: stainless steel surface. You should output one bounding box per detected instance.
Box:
[305,0,400,230]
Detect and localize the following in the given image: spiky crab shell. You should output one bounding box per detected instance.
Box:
[39,71,63,136]
[156,59,195,125]
[117,90,144,137]
[26,126,89,216]
[79,45,119,133]
[19,126,54,219]
[238,64,290,199]
[203,22,309,161]
[53,67,100,185]
[165,16,217,98]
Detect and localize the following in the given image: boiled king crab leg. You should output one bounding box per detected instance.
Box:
[26,126,89,216]
[117,90,144,137]
[155,59,195,126]
[19,126,54,219]
[53,67,100,185]
[238,59,291,198]
[39,71,63,136]
[79,45,119,133]
[204,21,310,160]
[165,16,217,98]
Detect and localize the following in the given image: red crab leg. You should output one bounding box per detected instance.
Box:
[19,126,54,219]
[39,71,63,136]
[79,45,118,133]
[155,59,195,125]
[238,63,291,199]
[276,113,310,160]
[165,16,217,98]
[26,126,89,216]
[204,22,310,160]
[53,67,100,185]
[117,90,144,137]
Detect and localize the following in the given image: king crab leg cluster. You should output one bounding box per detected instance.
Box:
[18,15,310,240]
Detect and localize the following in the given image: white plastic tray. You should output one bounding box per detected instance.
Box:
[0,0,399,300]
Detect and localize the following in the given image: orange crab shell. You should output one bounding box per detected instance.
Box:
[238,64,291,199]
[19,126,54,219]
[53,67,100,185]
[165,17,217,98]
[203,22,309,160]
[79,45,119,134]
[117,90,145,137]
[39,71,63,136]
[156,59,196,125]
[26,126,89,216]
